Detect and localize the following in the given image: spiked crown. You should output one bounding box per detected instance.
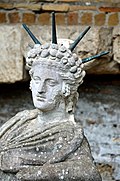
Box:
[23,12,109,65]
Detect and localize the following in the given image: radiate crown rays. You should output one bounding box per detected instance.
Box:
[52,12,57,44]
[22,24,41,45]
[22,12,109,63]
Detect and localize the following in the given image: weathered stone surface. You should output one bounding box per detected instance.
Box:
[15,3,41,10]
[0,77,119,181]
[113,27,120,64]
[0,170,17,181]
[22,26,120,75]
[0,109,101,180]
[0,41,101,180]
[42,3,69,12]
[0,3,13,9]
[0,25,23,83]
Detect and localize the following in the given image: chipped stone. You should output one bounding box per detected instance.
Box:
[62,57,68,64]
[56,51,64,59]
[41,49,49,58]
[50,48,58,57]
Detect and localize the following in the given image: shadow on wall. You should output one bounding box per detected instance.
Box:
[0,82,33,126]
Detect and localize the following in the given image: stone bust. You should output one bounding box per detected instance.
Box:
[0,13,103,181]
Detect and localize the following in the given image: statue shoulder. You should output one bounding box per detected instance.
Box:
[0,109,38,138]
[12,109,38,120]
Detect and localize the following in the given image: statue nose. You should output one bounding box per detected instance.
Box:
[38,82,45,93]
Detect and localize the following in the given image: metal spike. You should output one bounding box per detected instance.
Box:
[52,12,57,44]
[82,51,109,63]
[69,26,91,52]
[22,24,41,45]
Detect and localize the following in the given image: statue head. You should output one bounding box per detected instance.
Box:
[26,43,85,113]
[23,12,109,113]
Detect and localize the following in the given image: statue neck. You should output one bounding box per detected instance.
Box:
[37,101,75,125]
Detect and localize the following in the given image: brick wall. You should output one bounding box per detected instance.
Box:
[0,1,120,26]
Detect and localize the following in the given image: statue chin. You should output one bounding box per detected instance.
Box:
[33,99,56,112]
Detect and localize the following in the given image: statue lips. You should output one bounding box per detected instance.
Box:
[36,94,46,101]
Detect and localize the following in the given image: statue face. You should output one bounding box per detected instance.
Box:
[31,64,63,112]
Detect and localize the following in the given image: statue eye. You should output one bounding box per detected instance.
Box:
[47,80,57,86]
[33,76,41,83]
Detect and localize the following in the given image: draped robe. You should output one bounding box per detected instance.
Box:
[0,109,101,181]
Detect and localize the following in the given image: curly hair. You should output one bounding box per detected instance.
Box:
[26,43,86,113]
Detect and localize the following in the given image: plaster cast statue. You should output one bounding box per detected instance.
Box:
[0,12,108,181]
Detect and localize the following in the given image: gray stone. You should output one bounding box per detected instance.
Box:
[0,43,101,180]
[113,27,120,64]
[0,170,17,181]
[0,109,101,181]
[0,77,119,181]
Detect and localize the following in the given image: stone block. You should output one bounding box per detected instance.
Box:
[42,3,69,12]
[108,13,119,26]
[69,5,97,11]
[14,3,41,11]
[0,3,13,10]
[113,27,120,64]
[0,25,23,83]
